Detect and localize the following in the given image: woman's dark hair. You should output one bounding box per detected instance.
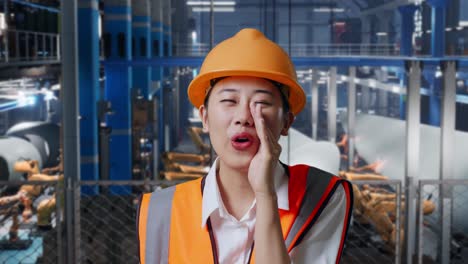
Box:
[203,78,291,114]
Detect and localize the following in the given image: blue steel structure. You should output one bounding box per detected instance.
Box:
[78,0,100,190]
[94,0,468,180]
[10,0,60,13]
[161,0,172,152]
[162,0,174,150]
[132,0,151,99]
[398,4,418,119]
[428,0,447,58]
[150,0,165,161]
[424,72,442,126]
[426,0,448,125]
[398,5,418,57]
[103,0,133,188]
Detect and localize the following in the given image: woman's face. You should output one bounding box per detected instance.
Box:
[199,76,294,171]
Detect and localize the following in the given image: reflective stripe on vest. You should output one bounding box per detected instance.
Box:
[137,164,353,264]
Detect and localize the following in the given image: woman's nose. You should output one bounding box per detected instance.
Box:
[234,103,254,127]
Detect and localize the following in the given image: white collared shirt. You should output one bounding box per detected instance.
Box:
[201,158,347,264]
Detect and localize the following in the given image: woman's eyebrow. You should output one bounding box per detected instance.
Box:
[217,88,239,94]
[254,89,274,96]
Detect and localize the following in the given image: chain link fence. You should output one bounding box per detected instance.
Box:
[342,180,402,264]
[5,178,468,264]
[76,180,166,264]
[417,179,468,264]
[0,180,62,264]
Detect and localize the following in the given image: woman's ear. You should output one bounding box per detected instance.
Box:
[199,105,209,132]
[280,112,295,136]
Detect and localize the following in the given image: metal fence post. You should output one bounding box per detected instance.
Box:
[417,180,425,264]
[3,0,8,62]
[328,66,337,142]
[310,70,319,140]
[439,60,457,264]
[404,60,422,264]
[42,32,46,58]
[15,30,19,59]
[61,0,80,262]
[347,66,356,171]
[25,32,30,60]
[34,32,38,59]
[396,181,402,264]
[74,182,81,263]
[56,182,64,264]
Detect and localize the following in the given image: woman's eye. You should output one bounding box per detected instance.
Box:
[255,101,272,106]
[220,99,236,104]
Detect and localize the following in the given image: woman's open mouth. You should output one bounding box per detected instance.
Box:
[231,132,254,150]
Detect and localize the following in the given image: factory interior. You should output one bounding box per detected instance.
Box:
[1,0,468,263]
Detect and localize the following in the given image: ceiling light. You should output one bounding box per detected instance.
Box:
[459,21,468,27]
[313,7,344,13]
[192,7,235,12]
[0,13,6,31]
[187,1,236,6]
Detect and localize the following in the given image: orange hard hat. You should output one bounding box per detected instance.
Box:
[187,28,306,115]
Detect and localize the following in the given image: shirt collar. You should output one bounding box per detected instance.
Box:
[201,158,289,228]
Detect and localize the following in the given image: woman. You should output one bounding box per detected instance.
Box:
[137,28,353,264]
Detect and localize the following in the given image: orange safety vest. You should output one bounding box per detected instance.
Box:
[137,164,353,264]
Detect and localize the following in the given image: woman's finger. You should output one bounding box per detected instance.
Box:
[251,104,271,152]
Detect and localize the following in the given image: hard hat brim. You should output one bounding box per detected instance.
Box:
[188,69,306,115]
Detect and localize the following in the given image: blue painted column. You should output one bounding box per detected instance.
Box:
[132,0,151,99]
[423,71,442,126]
[162,0,173,150]
[398,5,417,56]
[398,71,406,119]
[428,0,447,57]
[103,0,132,184]
[163,0,172,57]
[151,0,164,171]
[78,0,100,186]
[151,0,164,93]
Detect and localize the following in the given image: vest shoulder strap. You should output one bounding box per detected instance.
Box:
[137,185,176,264]
[285,165,353,259]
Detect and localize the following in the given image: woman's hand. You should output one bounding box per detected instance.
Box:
[247,103,282,197]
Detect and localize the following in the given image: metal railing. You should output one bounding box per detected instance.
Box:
[0,29,61,63]
[280,43,398,57]
[417,179,468,264]
[174,43,398,57]
[342,180,402,264]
